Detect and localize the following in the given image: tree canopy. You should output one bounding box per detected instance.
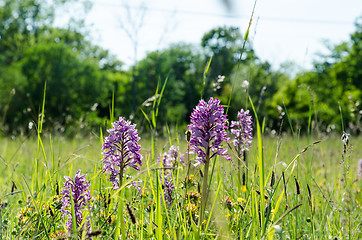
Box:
[0,0,361,136]
[271,18,362,134]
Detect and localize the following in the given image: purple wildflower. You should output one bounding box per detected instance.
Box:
[163,177,175,207]
[187,97,230,165]
[61,170,91,233]
[102,117,142,189]
[160,145,185,170]
[230,109,253,155]
[130,180,143,194]
[158,145,184,206]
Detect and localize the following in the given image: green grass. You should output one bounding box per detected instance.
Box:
[0,132,361,239]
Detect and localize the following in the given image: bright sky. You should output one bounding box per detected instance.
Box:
[73,0,361,70]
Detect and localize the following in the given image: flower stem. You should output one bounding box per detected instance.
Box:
[115,165,125,240]
[184,143,191,204]
[120,166,126,239]
[199,148,210,232]
[237,148,241,196]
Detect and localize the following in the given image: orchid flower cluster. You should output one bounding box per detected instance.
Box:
[187,97,230,166]
[102,116,143,189]
[159,145,185,206]
[230,109,253,156]
[58,98,253,235]
[160,145,185,174]
[61,170,91,234]
[187,97,232,226]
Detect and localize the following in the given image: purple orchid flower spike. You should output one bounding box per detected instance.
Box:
[61,170,91,234]
[102,117,143,189]
[187,97,230,165]
[230,109,253,155]
[187,97,230,227]
[158,145,185,206]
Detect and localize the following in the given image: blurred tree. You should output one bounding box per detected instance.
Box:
[0,0,55,134]
[0,0,123,134]
[271,17,362,134]
[1,0,359,136]
[3,42,111,133]
[132,27,290,133]
[132,43,204,128]
[0,0,75,63]
[225,60,289,128]
[201,26,257,98]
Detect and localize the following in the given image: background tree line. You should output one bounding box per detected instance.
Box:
[0,0,361,136]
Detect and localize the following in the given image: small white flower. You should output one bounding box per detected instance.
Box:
[91,103,98,111]
[273,225,282,234]
[280,161,288,168]
[217,75,225,83]
[241,80,249,89]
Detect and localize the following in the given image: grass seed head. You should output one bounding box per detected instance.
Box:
[126,203,136,225]
[270,171,275,187]
[294,177,300,195]
[88,230,102,237]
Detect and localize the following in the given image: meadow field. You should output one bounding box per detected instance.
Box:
[0,125,361,239]
[1,1,362,239]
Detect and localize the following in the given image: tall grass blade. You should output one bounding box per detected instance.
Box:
[110,92,115,124]
[249,96,265,235]
[204,179,222,233]
[273,203,303,226]
[38,82,46,134]
[69,187,77,238]
[201,56,213,99]
[155,77,168,119]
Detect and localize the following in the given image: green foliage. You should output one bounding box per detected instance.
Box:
[0,0,361,136]
[132,43,204,128]
[229,61,289,124]
[201,26,257,98]
[19,42,112,131]
[0,0,126,135]
[272,18,362,133]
